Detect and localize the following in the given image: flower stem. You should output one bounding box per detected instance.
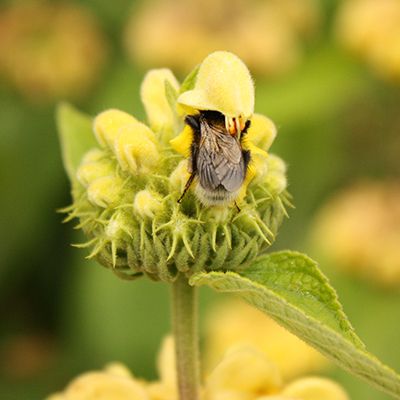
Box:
[171,273,200,400]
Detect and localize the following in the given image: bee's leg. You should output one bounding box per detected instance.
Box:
[234,201,241,212]
[178,173,196,203]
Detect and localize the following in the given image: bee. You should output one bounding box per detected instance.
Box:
[178,110,251,207]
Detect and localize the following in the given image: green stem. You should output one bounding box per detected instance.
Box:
[171,273,200,400]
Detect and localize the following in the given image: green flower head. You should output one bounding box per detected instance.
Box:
[61,51,290,282]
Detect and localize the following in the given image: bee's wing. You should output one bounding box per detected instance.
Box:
[197,123,245,192]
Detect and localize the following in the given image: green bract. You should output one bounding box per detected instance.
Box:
[58,52,290,282]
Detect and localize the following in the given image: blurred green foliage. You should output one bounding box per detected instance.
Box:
[0,1,399,399]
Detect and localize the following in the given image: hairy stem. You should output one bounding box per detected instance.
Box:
[171,273,200,400]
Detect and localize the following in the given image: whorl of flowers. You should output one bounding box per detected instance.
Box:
[47,337,349,400]
[64,51,290,282]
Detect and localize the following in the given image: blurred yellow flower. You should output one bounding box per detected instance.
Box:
[204,299,328,381]
[335,0,400,83]
[47,363,148,400]
[310,181,400,288]
[123,0,321,77]
[0,2,107,102]
[48,337,348,400]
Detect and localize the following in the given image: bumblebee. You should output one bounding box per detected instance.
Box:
[178,110,251,207]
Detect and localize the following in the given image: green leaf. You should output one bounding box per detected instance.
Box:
[190,251,400,399]
[179,64,200,93]
[56,102,97,182]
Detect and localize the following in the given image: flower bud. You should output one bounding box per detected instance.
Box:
[133,190,163,219]
[141,68,180,137]
[76,149,114,187]
[93,109,137,148]
[113,122,159,174]
[87,175,124,208]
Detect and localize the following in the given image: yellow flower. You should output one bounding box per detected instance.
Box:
[204,299,328,381]
[64,52,290,282]
[335,0,400,83]
[47,338,349,400]
[123,0,321,77]
[310,180,400,288]
[141,68,180,139]
[204,346,282,399]
[47,363,148,400]
[0,2,107,102]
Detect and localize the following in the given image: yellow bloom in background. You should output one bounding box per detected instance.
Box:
[123,0,321,77]
[0,2,108,102]
[310,180,400,288]
[204,299,328,381]
[48,337,348,400]
[47,363,148,400]
[335,0,400,83]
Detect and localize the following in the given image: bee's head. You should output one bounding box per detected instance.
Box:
[225,115,248,137]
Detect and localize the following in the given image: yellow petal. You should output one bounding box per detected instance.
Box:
[169,160,191,193]
[133,190,163,218]
[147,336,178,400]
[237,145,268,203]
[157,336,177,388]
[76,158,114,187]
[170,125,193,158]
[178,51,254,119]
[87,176,124,208]
[205,346,282,398]
[246,113,277,152]
[104,363,133,378]
[113,122,159,174]
[93,109,137,148]
[282,377,349,400]
[61,371,149,400]
[141,68,179,136]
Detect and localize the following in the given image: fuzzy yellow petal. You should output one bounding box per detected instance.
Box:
[236,145,268,203]
[147,336,177,400]
[282,377,349,400]
[170,125,193,157]
[169,160,192,193]
[76,158,114,187]
[87,176,124,208]
[205,346,282,400]
[157,336,177,387]
[234,113,276,201]
[58,371,149,400]
[113,122,159,174]
[178,51,254,119]
[246,113,277,152]
[93,109,137,148]
[134,190,163,218]
[141,68,179,135]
